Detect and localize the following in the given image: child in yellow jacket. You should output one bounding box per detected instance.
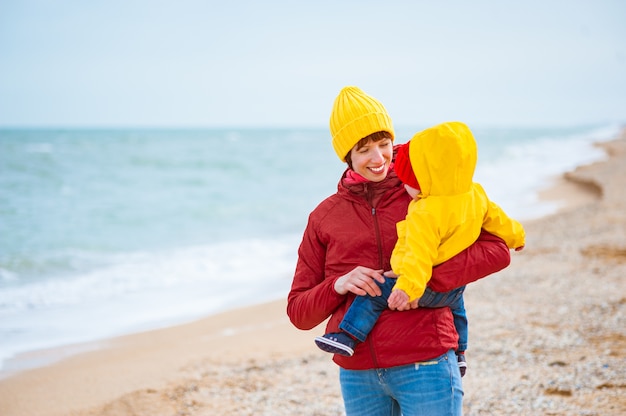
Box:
[388,121,525,306]
[315,122,525,376]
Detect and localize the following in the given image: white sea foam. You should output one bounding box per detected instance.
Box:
[475,124,616,220]
[0,236,299,372]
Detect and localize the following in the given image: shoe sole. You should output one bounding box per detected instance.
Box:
[457,360,467,377]
[314,336,354,357]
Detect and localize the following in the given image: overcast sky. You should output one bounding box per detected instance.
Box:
[1,0,624,128]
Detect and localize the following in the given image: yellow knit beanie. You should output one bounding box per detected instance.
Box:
[329,86,395,162]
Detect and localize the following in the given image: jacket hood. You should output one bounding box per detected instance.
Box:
[409,121,477,197]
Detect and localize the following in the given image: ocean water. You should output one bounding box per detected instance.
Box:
[0,124,620,374]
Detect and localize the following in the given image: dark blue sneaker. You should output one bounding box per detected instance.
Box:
[314,332,356,356]
[457,353,467,377]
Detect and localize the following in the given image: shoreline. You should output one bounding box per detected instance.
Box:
[0,300,319,415]
[1,129,625,415]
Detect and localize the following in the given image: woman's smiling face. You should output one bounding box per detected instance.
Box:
[349,137,393,182]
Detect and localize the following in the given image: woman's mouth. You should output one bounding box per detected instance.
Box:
[369,164,386,174]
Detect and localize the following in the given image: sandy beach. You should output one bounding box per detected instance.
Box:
[1,130,625,416]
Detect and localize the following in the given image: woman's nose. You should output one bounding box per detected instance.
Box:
[371,148,385,163]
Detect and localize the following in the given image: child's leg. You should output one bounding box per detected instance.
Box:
[419,286,468,352]
[419,286,469,376]
[451,294,469,376]
[315,277,396,356]
[339,276,396,342]
[450,294,468,353]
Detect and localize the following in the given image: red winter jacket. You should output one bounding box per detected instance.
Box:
[287,168,510,370]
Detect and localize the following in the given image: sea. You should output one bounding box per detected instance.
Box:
[0,123,621,376]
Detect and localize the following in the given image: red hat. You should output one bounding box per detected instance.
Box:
[394,142,420,190]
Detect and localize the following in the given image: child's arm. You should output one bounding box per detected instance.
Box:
[476,183,526,249]
[390,208,439,302]
[427,229,511,293]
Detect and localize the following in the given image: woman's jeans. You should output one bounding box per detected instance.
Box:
[340,349,463,416]
[339,277,468,352]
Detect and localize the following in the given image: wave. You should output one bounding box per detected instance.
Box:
[0,235,299,370]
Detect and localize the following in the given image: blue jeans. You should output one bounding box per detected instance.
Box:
[339,277,468,352]
[340,349,463,416]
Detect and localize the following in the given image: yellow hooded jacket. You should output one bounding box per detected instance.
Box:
[391,122,526,301]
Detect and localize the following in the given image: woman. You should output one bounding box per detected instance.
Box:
[287,86,511,415]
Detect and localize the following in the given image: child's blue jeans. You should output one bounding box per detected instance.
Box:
[339,277,468,352]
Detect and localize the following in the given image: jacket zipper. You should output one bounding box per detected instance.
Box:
[364,182,384,270]
[368,187,383,368]
[371,207,384,269]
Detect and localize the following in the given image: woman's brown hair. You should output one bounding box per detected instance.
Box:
[345,131,394,170]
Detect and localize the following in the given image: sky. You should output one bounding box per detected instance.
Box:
[1,0,625,128]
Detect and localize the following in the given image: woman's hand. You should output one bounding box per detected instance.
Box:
[334,267,385,297]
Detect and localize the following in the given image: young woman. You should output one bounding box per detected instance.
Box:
[287,86,511,415]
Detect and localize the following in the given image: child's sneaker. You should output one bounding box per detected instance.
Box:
[457,353,467,377]
[314,332,355,356]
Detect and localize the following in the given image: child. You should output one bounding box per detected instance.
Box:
[315,121,526,376]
